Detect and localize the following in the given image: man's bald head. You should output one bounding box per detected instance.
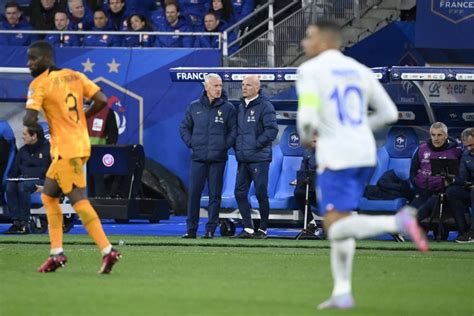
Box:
[242,75,260,99]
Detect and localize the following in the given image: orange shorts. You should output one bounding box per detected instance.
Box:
[46,157,88,194]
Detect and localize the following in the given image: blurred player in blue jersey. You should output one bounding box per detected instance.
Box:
[296,21,429,310]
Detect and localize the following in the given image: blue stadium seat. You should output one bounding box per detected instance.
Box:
[358,126,419,212]
[250,126,304,210]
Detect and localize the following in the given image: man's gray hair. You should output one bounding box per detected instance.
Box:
[204,73,221,84]
[430,122,448,135]
[461,127,474,141]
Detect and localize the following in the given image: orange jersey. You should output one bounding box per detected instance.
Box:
[26,68,100,159]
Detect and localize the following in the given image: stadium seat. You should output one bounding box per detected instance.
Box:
[358,126,419,212]
[250,126,304,210]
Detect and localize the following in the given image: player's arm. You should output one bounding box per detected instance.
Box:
[23,109,39,126]
[296,66,320,147]
[85,90,107,119]
[366,71,398,131]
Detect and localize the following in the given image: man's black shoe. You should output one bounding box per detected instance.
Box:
[4,223,22,234]
[201,231,214,239]
[182,230,197,239]
[232,230,254,239]
[254,229,268,239]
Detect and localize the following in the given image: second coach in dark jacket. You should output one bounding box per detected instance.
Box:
[234,75,278,239]
[180,73,237,238]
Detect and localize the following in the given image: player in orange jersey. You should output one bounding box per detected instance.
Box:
[23,40,121,274]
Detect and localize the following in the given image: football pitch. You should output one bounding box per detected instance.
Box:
[1,235,473,316]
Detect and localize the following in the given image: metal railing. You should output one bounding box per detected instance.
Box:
[0,29,221,48]
[226,0,382,68]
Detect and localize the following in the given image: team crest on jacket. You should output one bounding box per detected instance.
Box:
[215,109,224,123]
[247,109,256,122]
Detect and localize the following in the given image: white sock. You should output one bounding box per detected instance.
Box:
[331,238,355,297]
[101,245,112,256]
[50,248,64,255]
[329,215,398,240]
[244,228,255,234]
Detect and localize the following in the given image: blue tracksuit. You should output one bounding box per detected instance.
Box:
[234,92,277,230]
[123,27,155,47]
[194,22,239,54]
[180,91,237,233]
[0,20,37,46]
[155,15,193,47]
[232,0,254,21]
[44,27,80,47]
[83,26,121,47]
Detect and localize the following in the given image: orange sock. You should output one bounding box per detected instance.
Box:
[41,194,63,250]
[73,199,110,251]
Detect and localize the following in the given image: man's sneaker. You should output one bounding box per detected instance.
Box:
[232,230,254,239]
[455,230,474,244]
[4,223,22,234]
[317,293,355,310]
[98,249,121,274]
[38,253,68,273]
[395,206,429,252]
[182,230,197,239]
[201,231,214,239]
[17,223,30,235]
[254,229,268,239]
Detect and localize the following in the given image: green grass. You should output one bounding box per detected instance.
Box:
[0,236,473,316]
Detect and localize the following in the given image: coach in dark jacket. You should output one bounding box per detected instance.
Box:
[4,124,50,234]
[180,73,237,238]
[234,75,278,239]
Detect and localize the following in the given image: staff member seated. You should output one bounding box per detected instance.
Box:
[4,124,50,234]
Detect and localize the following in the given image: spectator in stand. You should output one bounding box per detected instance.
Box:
[410,122,462,231]
[4,124,50,235]
[45,10,80,46]
[207,0,236,29]
[123,13,155,47]
[83,8,120,46]
[232,0,254,22]
[178,0,207,28]
[66,0,93,30]
[104,0,130,31]
[194,11,238,54]
[127,0,157,17]
[0,2,37,46]
[30,0,66,31]
[150,0,175,29]
[447,127,474,243]
[155,2,193,47]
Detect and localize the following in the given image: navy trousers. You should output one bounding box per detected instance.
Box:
[446,185,474,232]
[187,161,225,233]
[6,180,43,222]
[234,161,270,230]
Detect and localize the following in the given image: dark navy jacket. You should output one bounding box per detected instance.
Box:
[0,20,37,46]
[45,28,80,47]
[455,150,474,184]
[232,0,254,21]
[8,140,50,180]
[155,15,193,47]
[180,92,237,162]
[300,148,316,171]
[123,27,155,47]
[194,22,238,54]
[235,91,278,163]
[83,26,121,47]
